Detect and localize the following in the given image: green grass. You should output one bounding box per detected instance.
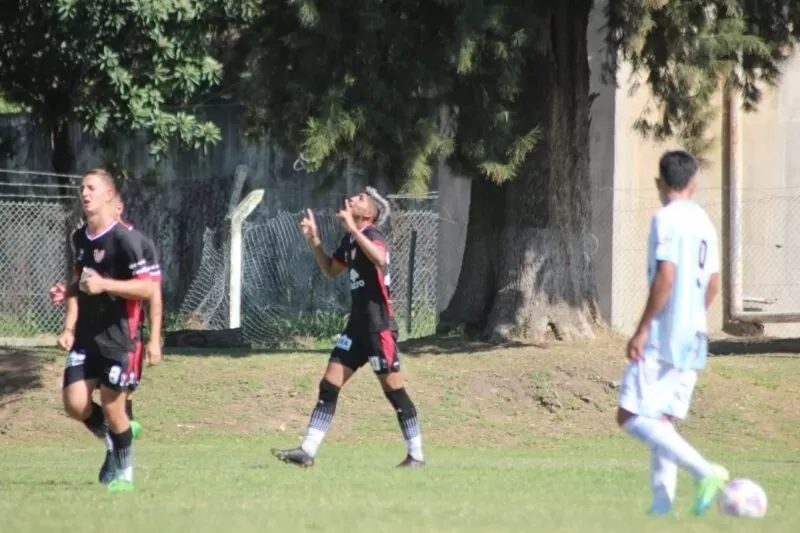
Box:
[2,332,800,532]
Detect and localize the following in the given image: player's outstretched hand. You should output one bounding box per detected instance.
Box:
[299,209,319,243]
[48,283,66,305]
[57,329,74,352]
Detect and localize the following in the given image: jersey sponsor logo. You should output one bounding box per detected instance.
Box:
[349,269,365,290]
[93,249,105,263]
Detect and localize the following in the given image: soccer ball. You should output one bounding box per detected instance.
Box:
[717,478,768,518]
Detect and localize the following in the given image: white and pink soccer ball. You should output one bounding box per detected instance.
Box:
[717,478,768,518]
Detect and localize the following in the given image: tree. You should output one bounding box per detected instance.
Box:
[240,0,800,343]
[0,0,258,176]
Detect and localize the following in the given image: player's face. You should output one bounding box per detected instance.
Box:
[346,193,374,220]
[81,174,114,216]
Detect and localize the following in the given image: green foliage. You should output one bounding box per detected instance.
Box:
[605,0,800,159]
[0,0,258,158]
[261,310,348,349]
[240,1,547,191]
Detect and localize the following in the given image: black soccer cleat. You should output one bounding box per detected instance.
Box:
[396,455,426,468]
[271,447,315,468]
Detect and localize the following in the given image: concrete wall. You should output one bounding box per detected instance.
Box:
[594,36,800,336]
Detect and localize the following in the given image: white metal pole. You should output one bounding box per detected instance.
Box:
[227,189,265,329]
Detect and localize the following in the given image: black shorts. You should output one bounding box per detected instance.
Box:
[329,329,401,374]
[62,342,144,392]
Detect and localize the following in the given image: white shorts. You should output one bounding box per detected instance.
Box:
[618,356,698,420]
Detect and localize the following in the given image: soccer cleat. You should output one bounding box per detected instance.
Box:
[692,463,730,516]
[98,451,115,485]
[107,479,135,493]
[271,447,315,468]
[396,455,426,468]
[130,420,142,439]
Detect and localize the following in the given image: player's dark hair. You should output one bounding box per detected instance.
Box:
[658,150,698,192]
[84,168,118,194]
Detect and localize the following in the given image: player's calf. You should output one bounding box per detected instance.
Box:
[383,386,424,466]
[100,386,135,490]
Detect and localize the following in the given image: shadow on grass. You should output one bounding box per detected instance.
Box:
[164,346,331,358]
[0,349,44,407]
[710,337,800,357]
[399,334,544,357]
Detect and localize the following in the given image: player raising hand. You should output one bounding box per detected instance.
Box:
[272,190,425,468]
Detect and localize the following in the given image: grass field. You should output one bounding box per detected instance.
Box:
[1,331,800,532]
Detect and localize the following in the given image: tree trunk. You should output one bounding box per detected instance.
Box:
[440,1,600,343]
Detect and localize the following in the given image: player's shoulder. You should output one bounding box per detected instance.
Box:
[71,223,87,242]
[362,224,386,241]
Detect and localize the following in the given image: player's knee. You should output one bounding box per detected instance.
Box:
[384,387,417,419]
[62,385,91,420]
[318,378,340,407]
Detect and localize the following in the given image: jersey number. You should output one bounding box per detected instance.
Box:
[696,239,708,287]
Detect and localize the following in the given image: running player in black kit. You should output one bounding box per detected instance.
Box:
[50,192,162,485]
[272,188,425,468]
[58,169,154,492]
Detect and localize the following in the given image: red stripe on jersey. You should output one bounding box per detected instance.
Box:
[332,257,346,268]
[124,297,143,377]
[379,330,397,367]
[376,267,395,319]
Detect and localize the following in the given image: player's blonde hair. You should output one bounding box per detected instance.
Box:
[365,187,390,228]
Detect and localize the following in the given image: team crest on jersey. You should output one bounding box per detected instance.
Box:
[93,249,105,263]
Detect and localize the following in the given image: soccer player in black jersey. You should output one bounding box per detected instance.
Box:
[57,169,154,492]
[272,188,425,468]
[49,194,163,484]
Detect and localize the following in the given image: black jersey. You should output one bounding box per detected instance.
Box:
[332,225,397,332]
[71,221,153,358]
[122,222,162,282]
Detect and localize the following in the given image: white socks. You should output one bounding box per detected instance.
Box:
[301,428,326,457]
[649,446,678,514]
[407,436,424,462]
[623,416,713,480]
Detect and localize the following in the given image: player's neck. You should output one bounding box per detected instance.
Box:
[86,213,117,237]
[355,219,373,231]
[665,193,693,204]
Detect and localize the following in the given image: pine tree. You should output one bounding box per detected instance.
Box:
[240,0,800,342]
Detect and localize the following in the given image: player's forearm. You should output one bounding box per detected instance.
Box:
[635,275,673,333]
[63,297,78,332]
[350,230,387,266]
[309,239,335,278]
[705,273,721,309]
[103,278,154,301]
[148,284,163,343]
[65,279,80,298]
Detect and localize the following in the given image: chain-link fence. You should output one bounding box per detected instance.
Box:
[0,170,81,340]
[177,194,440,348]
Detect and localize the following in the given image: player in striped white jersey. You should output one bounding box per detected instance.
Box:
[616,150,729,516]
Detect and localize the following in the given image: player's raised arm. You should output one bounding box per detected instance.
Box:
[301,209,346,278]
[336,197,387,267]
